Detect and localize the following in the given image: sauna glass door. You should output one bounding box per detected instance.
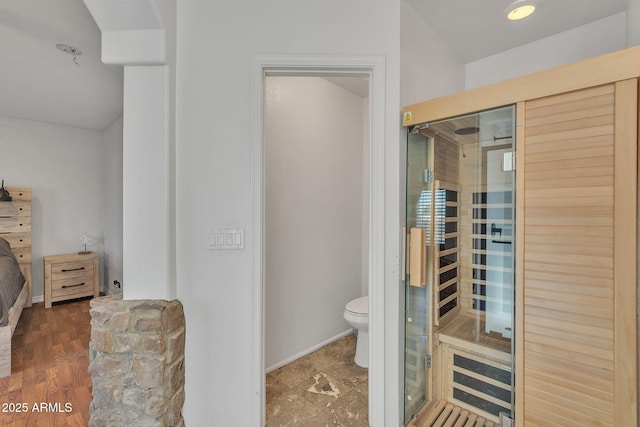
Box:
[404,128,434,422]
[404,105,516,425]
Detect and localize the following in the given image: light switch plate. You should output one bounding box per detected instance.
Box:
[207,228,244,250]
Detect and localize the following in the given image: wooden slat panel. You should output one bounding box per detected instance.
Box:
[524,305,614,330]
[525,155,613,172]
[525,144,613,163]
[524,224,612,238]
[612,78,638,426]
[524,124,614,145]
[525,84,614,111]
[525,390,613,426]
[524,322,612,351]
[525,114,614,137]
[524,134,613,155]
[525,279,611,298]
[524,251,613,269]
[525,314,613,343]
[525,352,614,393]
[525,241,612,257]
[524,286,612,310]
[524,297,613,321]
[526,375,613,420]
[522,84,621,426]
[525,102,614,127]
[434,137,460,185]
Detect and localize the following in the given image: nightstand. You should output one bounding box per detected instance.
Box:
[44,252,99,308]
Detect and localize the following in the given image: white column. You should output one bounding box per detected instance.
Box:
[122,65,172,300]
[82,0,175,301]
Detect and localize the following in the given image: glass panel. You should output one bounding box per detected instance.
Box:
[404,105,516,425]
[404,128,433,422]
[484,147,514,340]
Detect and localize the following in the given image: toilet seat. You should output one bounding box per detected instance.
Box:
[345,296,368,316]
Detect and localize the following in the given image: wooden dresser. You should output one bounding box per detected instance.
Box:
[0,188,33,305]
[44,252,99,308]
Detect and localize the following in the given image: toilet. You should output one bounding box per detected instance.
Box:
[343,295,369,368]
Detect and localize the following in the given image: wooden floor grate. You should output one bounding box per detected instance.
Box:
[408,400,498,427]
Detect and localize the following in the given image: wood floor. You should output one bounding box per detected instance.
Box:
[0,298,92,426]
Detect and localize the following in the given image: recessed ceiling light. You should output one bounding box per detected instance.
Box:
[505,0,541,21]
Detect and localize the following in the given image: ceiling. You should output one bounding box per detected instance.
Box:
[406,0,629,62]
[0,0,631,131]
[0,0,122,131]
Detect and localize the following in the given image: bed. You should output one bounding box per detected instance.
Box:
[0,187,32,378]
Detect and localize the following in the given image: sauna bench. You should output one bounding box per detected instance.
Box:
[437,315,511,356]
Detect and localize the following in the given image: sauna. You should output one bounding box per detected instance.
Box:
[402,46,639,427]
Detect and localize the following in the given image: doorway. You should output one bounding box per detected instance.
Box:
[250,56,387,427]
[264,74,369,370]
[264,74,369,425]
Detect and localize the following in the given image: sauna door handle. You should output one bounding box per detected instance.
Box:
[409,227,426,287]
[492,240,512,245]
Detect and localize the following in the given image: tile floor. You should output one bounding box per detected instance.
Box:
[266,334,369,426]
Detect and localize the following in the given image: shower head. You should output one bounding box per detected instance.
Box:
[454,126,479,135]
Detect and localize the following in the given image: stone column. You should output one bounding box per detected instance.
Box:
[89,295,185,427]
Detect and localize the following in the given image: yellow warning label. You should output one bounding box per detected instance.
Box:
[403,111,412,125]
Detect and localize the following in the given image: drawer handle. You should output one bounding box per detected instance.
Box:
[61,267,85,272]
[62,283,85,289]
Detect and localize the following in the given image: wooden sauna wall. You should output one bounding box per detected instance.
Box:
[520,81,637,426]
[433,136,461,327]
[434,135,460,185]
[457,142,486,319]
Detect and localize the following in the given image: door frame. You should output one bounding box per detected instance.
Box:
[250,55,387,426]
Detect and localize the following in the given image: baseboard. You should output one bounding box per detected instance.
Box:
[265,329,353,373]
[104,287,123,296]
[31,294,44,304]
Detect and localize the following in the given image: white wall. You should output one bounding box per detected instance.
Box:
[265,76,365,370]
[0,116,107,299]
[629,0,640,46]
[175,1,401,425]
[400,0,465,105]
[465,13,627,89]
[101,117,123,295]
